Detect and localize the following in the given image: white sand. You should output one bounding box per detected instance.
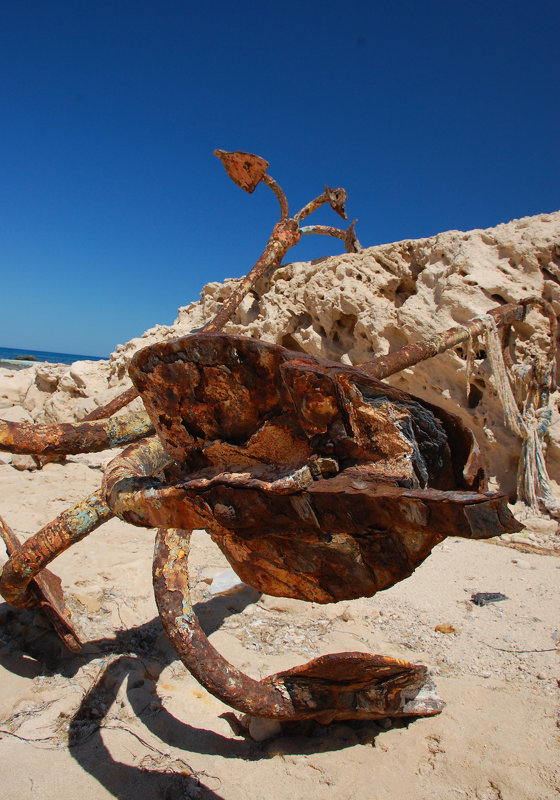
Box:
[0,452,558,800]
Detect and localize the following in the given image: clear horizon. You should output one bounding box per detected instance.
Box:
[2,1,559,357]
[0,344,103,360]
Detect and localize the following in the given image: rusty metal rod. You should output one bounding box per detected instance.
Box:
[0,490,113,608]
[0,513,84,650]
[153,528,296,718]
[82,385,140,422]
[203,218,301,333]
[294,191,330,223]
[360,301,534,381]
[300,221,362,254]
[262,173,290,220]
[0,411,153,456]
[299,224,346,241]
[294,186,348,224]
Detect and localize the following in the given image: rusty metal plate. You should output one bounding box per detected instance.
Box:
[214,149,269,193]
[126,334,521,603]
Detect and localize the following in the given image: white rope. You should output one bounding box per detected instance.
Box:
[475,314,560,518]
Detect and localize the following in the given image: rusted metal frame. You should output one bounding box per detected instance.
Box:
[0,411,153,456]
[134,328,518,721]
[0,490,112,608]
[153,528,443,722]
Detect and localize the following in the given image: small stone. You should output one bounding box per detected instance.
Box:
[435,623,459,635]
[209,568,248,596]
[11,454,40,471]
[200,567,221,584]
[247,716,283,741]
[338,605,354,622]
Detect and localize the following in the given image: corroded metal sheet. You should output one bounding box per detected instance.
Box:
[123,334,521,603]
[214,149,269,193]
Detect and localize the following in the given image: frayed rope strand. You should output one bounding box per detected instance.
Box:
[474,314,560,519]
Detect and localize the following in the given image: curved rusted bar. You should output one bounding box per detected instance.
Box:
[153,528,444,722]
[299,221,362,254]
[0,411,153,456]
[299,224,346,241]
[0,514,83,650]
[294,191,330,224]
[0,490,112,609]
[102,436,175,520]
[294,186,349,224]
[0,439,172,646]
[262,173,290,220]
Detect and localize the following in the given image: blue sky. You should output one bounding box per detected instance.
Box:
[2,1,559,357]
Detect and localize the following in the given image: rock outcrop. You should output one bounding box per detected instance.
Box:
[2,211,559,506]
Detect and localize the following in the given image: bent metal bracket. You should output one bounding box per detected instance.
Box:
[0,151,556,726]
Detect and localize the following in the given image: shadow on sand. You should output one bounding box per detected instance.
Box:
[0,590,416,799]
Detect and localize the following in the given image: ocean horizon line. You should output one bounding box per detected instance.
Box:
[0,345,107,367]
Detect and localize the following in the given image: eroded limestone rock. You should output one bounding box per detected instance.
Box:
[1,211,559,501]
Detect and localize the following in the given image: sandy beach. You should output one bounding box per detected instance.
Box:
[0,446,558,800]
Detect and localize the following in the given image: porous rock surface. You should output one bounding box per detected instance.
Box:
[2,211,559,510]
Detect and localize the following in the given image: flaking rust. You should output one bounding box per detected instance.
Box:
[0,149,555,731]
[125,334,520,606]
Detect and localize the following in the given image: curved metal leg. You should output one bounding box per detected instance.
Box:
[0,492,113,651]
[153,528,444,722]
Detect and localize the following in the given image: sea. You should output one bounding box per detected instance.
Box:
[0,346,106,370]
